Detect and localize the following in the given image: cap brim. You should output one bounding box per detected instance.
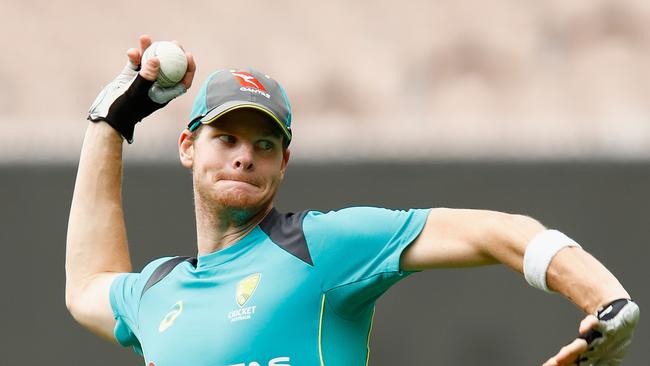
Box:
[198,100,291,141]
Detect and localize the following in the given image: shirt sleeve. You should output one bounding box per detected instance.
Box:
[109,257,173,355]
[303,207,430,318]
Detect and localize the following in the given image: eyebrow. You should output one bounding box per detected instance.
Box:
[210,125,282,140]
[263,131,283,140]
[256,127,283,140]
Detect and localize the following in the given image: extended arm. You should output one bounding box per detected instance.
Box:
[400,208,629,312]
[400,208,635,365]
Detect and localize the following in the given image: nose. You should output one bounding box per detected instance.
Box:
[232,143,254,171]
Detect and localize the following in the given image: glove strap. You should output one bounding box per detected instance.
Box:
[578,298,633,344]
[88,74,167,143]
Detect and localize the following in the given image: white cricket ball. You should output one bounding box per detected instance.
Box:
[141,41,188,87]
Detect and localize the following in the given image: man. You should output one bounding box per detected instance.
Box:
[66,35,639,366]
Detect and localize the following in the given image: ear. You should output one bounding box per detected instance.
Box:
[179,129,194,169]
[279,148,291,179]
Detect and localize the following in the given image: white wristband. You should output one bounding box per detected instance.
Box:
[523,229,582,293]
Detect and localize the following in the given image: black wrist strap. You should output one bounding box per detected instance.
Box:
[88,75,167,143]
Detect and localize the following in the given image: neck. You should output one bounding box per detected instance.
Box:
[194,198,273,256]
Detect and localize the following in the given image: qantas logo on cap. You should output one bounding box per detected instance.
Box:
[231,70,271,99]
[231,71,267,91]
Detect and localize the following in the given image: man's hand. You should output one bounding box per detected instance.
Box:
[542,317,597,366]
[543,299,640,366]
[87,35,196,143]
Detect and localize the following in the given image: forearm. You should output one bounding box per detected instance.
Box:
[546,247,630,313]
[454,212,630,313]
[485,215,630,313]
[65,121,132,302]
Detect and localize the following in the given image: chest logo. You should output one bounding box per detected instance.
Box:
[229,273,261,322]
[158,300,183,332]
[236,273,261,307]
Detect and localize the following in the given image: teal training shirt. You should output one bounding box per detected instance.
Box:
[110,207,430,366]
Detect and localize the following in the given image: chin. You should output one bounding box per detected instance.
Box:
[215,191,267,210]
[198,183,273,213]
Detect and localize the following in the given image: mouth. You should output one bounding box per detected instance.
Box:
[217,178,259,188]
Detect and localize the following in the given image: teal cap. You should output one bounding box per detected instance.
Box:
[187,68,292,145]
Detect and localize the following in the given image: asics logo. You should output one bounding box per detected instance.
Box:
[158,300,183,332]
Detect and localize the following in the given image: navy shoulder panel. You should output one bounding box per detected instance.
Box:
[141,256,196,298]
[259,208,313,266]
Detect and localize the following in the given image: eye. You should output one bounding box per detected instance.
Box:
[256,140,275,151]
[218,135,236,144]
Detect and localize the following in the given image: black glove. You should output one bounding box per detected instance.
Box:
[578,298,640,365]
[87,61,186,143]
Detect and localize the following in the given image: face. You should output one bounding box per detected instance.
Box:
[179,109,290,216]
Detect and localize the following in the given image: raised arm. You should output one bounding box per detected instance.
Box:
[65,119,131,341]
[65,35,195,341]
[400,208,638,365]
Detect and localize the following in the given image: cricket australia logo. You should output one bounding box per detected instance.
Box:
[228,273,261,322]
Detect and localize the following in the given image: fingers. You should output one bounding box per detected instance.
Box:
[139,34,152,55]
[125,34,150,70]
[579,315,599,335]
[126,48,140,66]
[542,338,589,366]
[140,57,160,81]
[168,39,195,89]
[130,34,157,81]
[181,52,196,89]
[125,35,153,67]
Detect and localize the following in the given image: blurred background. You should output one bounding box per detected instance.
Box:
[1,0,648,364]
[3,0,650,162]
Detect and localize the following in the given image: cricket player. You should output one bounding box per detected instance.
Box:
[66,35,639,366]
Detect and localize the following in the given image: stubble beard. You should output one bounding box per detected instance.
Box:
[193,174,279,226]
